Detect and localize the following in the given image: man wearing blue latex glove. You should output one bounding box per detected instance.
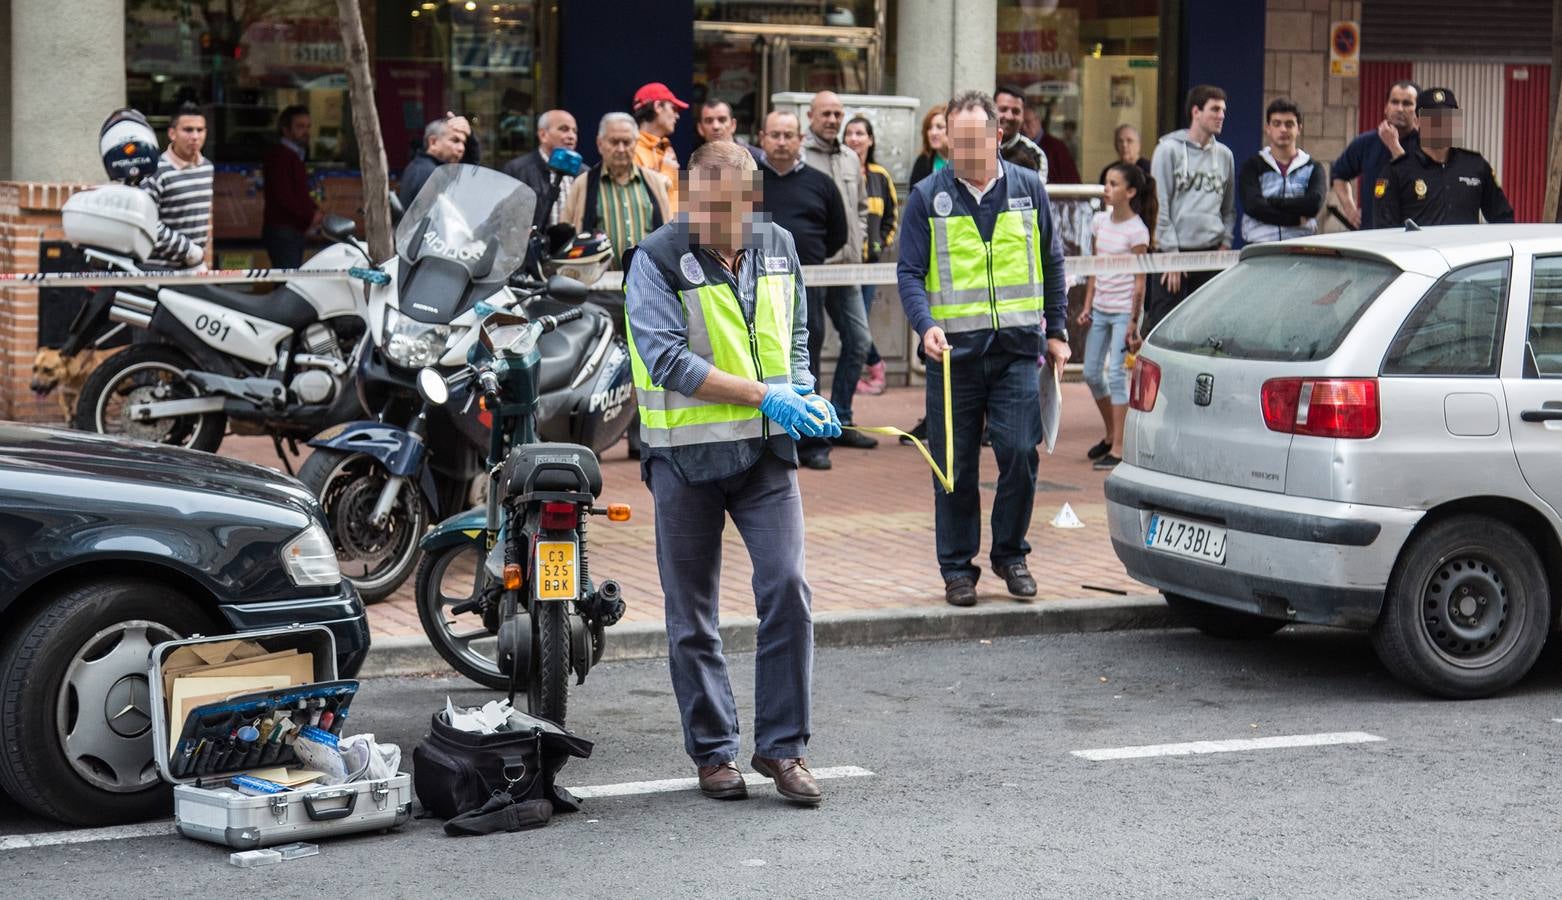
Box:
[623,140,828,806]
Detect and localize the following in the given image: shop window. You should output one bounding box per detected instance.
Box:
[996,0,1160,185]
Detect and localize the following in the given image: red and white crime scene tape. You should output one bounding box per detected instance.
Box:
[0,250,1240,291]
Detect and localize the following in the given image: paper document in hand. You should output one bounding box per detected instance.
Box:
[1038,361,1062,454]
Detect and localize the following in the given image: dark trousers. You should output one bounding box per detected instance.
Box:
[1143,268,1219,334]
[926,349,1042,582]
[804,284,869,422]
[261,224,306,269]
[647,454,813,765]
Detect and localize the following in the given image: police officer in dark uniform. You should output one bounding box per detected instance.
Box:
[1375,87,1514,228]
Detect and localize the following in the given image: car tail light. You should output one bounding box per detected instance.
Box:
[1261,377,1379,439]
[539,501,579,531]
[1129,357,1161,412]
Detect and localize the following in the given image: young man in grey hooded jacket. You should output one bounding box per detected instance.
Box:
[1145,84,1235,331]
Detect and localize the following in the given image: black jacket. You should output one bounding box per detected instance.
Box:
[501,150,556,228]
[397,151,441,208]
[1375,146,1515,228]
[760,162,848,266]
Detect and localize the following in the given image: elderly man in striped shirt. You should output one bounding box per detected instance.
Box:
[141,102,215,271]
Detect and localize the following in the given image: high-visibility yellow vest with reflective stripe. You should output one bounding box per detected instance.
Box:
[924,179,1046,335]
[627,274,794,448]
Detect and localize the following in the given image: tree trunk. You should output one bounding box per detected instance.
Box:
[336,0,393,260]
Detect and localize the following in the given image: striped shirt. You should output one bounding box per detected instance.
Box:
[141,149,213,268]
[599,167,657,269]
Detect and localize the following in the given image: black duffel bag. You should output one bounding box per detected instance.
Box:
[414,709,593,836]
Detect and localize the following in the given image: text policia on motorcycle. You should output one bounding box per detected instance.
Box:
[623,140,836,805]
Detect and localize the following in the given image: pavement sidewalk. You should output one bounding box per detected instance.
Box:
[224,381,1157,661]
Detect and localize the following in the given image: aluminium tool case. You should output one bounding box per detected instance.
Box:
[148,625,412,849]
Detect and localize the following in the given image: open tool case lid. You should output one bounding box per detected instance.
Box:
[148,625,355,786]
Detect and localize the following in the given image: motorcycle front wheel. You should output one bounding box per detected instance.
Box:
[415,543,508,689]
[72,344,226,452]
[529,601,570,726]
[298,447,427,604]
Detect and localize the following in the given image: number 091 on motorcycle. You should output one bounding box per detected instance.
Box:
[535,541,578,600]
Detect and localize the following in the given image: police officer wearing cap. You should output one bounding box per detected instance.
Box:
[897,90,1070,609]
[623,139,840,806]
[1375,87,1514,228]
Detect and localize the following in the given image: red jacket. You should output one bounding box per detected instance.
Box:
[263,141,317,231]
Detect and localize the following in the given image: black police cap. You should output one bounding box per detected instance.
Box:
[1417,87,1458,112]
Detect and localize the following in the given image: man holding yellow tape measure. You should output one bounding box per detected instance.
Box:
[897,90,1071,608]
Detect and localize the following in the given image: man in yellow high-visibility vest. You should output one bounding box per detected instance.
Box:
[897,90,1071,608]
[624,140,840,806]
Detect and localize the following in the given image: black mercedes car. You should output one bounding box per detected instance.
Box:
[0,423,369,825]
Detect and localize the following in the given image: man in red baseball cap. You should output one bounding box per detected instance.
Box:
[633,82,688,212]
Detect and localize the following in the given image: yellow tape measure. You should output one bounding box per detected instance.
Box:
[845,352,955,494]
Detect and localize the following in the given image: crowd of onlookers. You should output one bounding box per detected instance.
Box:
[132,78,1516,478]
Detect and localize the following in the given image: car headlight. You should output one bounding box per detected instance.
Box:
[384,306,451,368]
[281,522,341,587]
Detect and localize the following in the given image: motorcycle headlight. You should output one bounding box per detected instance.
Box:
[281,522,341,587]
[384,306,452,368]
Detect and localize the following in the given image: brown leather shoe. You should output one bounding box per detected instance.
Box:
[750,755,822,805]
[697,761,748,800]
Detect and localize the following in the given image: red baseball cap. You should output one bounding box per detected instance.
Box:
[633,82,688,111]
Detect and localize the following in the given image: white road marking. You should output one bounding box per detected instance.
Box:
[0,766,878,851]
[569,765,875,799]
[1071,731,1385,761]
[0,821,175,852]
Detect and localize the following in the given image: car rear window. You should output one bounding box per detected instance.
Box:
[1148,253,1400,361]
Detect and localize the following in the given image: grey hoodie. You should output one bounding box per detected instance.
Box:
[1150,128,1236,252]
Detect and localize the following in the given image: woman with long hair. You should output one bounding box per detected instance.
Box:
[844,115,898,395]
[908,104,948,186]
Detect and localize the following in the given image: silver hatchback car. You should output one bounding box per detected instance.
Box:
[1107,225,1562,699]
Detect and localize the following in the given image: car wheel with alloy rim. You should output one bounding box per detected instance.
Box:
[0,578,215,824]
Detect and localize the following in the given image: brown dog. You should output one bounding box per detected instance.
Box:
[30,347,100,421]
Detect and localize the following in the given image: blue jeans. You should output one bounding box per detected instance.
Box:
[806,284,868,423]
[1083,310,1131,405]
[862,285,881,366]
[647,454,814,765]
[925,349,1042,582]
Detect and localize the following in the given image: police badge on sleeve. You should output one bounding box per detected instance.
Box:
[680,252,705,284]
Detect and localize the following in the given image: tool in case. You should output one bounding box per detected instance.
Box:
[149,625,412,849]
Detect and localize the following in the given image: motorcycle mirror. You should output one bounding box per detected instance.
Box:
[388,191,405,227]
[416,367,450,406]
[321,214,357,244]
[546,274,589,303]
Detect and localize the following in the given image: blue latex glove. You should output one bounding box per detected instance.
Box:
[792,383,843,438]
[760,384,830,440]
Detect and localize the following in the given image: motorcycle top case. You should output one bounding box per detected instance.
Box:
[148,625,412,849]
[62,184,160,261]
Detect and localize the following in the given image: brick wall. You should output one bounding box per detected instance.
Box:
[0,180,93,423]
[1264,0,1361,170]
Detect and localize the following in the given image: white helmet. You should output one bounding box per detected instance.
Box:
[100,108,159,184]
[542,227,613,287]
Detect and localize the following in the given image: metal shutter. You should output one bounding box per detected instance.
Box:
[1363,0,1552,63]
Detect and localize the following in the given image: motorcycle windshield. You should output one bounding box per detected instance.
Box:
[395,164,536,283]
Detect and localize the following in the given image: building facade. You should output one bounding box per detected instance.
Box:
[0,0,1551,422]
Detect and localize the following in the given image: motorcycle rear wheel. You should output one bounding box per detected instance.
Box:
[72,344,226,453]
[298,447,427,604]
[529,601,570,726]
[415,543,508,689]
